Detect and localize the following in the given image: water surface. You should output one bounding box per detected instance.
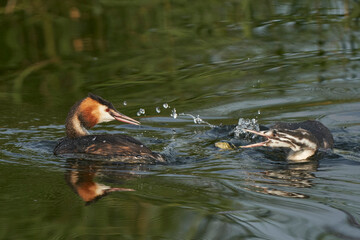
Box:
[1,1,360,239]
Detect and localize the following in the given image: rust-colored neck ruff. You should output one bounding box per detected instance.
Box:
[65,97,100,138]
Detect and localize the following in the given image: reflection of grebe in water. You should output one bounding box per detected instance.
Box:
[247,161,319,199]
[65,160,136,204]
[54,93,165,163]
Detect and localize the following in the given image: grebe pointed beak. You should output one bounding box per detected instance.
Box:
[109,110,140,125]
[106,187,135,192]
[239,129,271,148]
[243,129,269,137]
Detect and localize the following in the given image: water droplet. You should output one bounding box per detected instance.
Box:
[179,113,215,128]
[123,101,127,106]
[171,108,178,119]
[137,108,145,116]
[163,103,169,109]
[194,115,202,124]
[156,107,161,113]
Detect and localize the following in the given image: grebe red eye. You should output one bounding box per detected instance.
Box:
[106,108,110,112]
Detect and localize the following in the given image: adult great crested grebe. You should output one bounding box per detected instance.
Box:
[217,120,333,161]
[53,93,165,163]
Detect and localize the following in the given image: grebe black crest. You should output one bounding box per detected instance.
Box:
[241,120,333,161]
[54,93,165,163]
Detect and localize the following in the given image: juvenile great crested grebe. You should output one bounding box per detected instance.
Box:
[217,120,333,161]
[54,93,165,163]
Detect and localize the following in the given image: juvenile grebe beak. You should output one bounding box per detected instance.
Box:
[109,109,140,126]
[240,129,274,148]
[240,128,317,152]
[240,128,319,160]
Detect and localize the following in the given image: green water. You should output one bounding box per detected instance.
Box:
[1,0,360,239]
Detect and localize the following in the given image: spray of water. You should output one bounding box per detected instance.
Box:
[232,118,260,138]
[178,113,216,128]
[171,108,178,119]
[132,102,260,136]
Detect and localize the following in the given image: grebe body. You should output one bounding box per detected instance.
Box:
[54,93,165,163]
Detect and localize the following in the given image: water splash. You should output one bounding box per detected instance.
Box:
[233,118,259,138]
[137,108,145,116]
[193,115,203,124]
[171,108,178,119]
[155,103,216,129]
[179,113,215,128]
[135,102,258,139]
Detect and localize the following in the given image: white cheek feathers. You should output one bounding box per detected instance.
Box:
[97,105,115,123]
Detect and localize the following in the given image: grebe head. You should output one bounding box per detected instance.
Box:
[241,128,319,161]
[85,93,140,126]
[66,93,140,138]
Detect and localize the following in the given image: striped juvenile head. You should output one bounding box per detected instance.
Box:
[240,128,319,152]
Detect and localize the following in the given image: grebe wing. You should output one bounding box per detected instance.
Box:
[54,134,165,163]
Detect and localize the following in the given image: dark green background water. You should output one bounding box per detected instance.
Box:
[1,0,360,239]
